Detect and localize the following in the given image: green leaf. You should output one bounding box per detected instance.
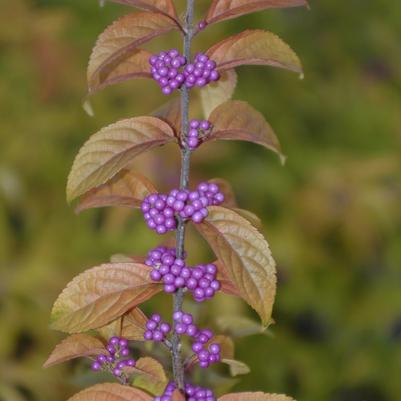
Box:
[50,263,162,333]
[216,315,270,338]
[66,117,175,202]
[195,206,277,325]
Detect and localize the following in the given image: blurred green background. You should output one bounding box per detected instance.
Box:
[1,1,401,400]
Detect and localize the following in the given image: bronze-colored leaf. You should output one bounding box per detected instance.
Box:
[222,359,251,376]
[195,207,276,325]
[109,0,179,21]
[88,12,179,91]
[209,178,238,208]
[205,0,308,26]
[67,383,153,401]
[171,390,186,401]
[208,100,284,162]
[152,97,182,134]
[200,70,237,118]
[231,208,263,230]
[121,307,148,340]
[187,335,234,369]
[207,30,302,75]
[43,334,106,368]
[76,169,157,213]
[66,117,175,202]
[218,393,296,401]
[97,307,148,340]
[131,357,168,395]
[50,263,161,333]
[88,48,152,95]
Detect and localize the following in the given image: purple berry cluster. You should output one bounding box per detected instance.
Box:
[147,247,187,293]
[91,336,136,378]
[183,53,220,89]
[185,263,221,303]
[173,311,221,369]
[156,382,216,401]
[149,49,220,95]
[141,182,225,235]
[146,247,221,301]
[143,314,172,342]
[149,49,187,95]
[186,119,213,150]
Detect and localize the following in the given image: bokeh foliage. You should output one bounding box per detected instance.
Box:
[1,1,400,401]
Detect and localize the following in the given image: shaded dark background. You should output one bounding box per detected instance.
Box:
[1,1,400,400]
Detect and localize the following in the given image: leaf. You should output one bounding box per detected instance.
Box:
[218,393,297,401]
[209,178,237,208]
[121,307,149,340]
[216,315,268,338]
[50,263,161,333]
[87,12,179,91]
[187,335,234,370]
[231,208,263,231]
[152,97,182,135]
[76,169,157,213]
[88,48,152,95]
[171,390,186,401]
[66,117,175,202]
[195,206,276,325]
[200,70,237,118]
[205,0,308,26]
[67,383,153,401]
[208,100,284,162]
[109,0,179,21]
[222,359,251,376]
[207,30,302,75]
[97,307,148,340]
[43,334,106,368]
[131,357,168,395]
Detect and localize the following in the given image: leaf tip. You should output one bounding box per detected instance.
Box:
[83,99,95,117]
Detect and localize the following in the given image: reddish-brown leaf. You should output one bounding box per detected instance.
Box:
[109,0,179,21]
[76,169,156,213]
[88,48,152,95]
[50,263,162,333]
[97,307,148,340]
[195,207,276,325]
[152,97,182,135]
[208,100,284,162]
[66,117,175,202]
[200,69,237,118]
[218,393,296,401]
[43,334,106,368]
[207,30,302,75]
[187,335,234,369]
[171,390,186,401]
[67,383,153,401]
[209,178,238,208]
[205,0,308,26]
[87,12,179,92]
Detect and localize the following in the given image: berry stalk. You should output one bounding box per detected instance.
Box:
[172,0,195,391]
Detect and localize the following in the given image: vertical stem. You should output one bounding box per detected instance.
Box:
[171,0,195,391]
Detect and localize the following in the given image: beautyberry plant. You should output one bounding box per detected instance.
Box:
[44,1,307,401]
